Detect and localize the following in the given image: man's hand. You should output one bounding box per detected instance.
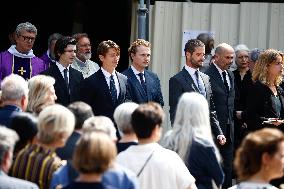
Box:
[217,135,226,145]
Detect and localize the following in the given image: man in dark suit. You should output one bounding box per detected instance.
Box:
[41,36,84,106]
[205,43,235,189]
[0,74,28,127]
[122,39,164,106]
[169,39,225,143]
[81,40,130,130]
[0,126,39,189]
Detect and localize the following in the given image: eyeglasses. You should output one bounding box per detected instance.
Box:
[19,35,36,42]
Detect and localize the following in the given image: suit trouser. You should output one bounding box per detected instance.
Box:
[218,138,233,189]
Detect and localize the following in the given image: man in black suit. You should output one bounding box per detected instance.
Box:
[205,43,235,189]
[81,40,130,128]
[41,36,84,106]
[122,39,164,106]
[169,39,225,143]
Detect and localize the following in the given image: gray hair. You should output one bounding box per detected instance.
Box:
[0,126,19,165]
[15,22,37,36]
[113,102,139,134]
[37,104,75,144]
[234,44,250,55]
[1,74,28,101]
[83,116,117,141]
[47,33,63,48]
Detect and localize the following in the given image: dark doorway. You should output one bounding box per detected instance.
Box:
[0,0,132,72]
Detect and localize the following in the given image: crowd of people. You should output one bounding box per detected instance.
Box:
[1,21,284,189]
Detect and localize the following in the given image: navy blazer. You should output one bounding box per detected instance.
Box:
[169,67,223,137]
[122,68,164,106]
[205,64,235,142]
[81,69,130,120]
[0,105,21,127]
[41,65,84,106]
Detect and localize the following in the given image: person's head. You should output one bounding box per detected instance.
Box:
[83,116,117,141]
[27,75,57,114]
[196,33,214,55]
[73,132,117,175]
[214,43,235,71]
[10,112,38,155]
[0,126,19,173]
[184,39,205,69]
[114,102,139,135]
[73,33,92,62]
[14,22,37,53]
[234,128,284,182]
[131,102,164,141]
[234,44,250,70]
[164,92,215,161]
[37,104,75,148]
[128,39,151,72]
[68,101,94,130]
[1,74,28,111]
[54,36,77,67]
[47,33,63,60]
[252,49,283,86]
[97,40,120,72]
[249,48,263,72]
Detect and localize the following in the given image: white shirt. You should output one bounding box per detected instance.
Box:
[56,62,70,83]
[213,63,231,89]
[184,64,205,89]
[101,68,120,98]
[116,143,195,189]
[131,65,145,84]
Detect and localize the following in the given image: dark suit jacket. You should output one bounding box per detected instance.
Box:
[56,131,81,160]
[122,68,164,106]
[246,80,284,132]
[205,64,235,142]
[169,67,223,137]
[0,105,21,127]
[81,69,130,120]
[41,65,84,106]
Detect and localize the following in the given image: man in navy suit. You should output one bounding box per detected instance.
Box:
[122,39,164,106]
[0,74,28,127]
[0,126,39,189]
[205,43,235,189]
[41,36,84,106]
[169,39,225,144]
[81,40,130,134]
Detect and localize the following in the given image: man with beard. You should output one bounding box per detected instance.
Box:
[71,33,100,78]
[122,39,164,106]
[169,39,225,144]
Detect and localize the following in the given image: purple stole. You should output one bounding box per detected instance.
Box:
[0,51,45,82]
[39,53,55,69]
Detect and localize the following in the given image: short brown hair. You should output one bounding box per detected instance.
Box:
[72,132,117,174]
[234,128,284,180]
[128,39,150,61]
[97,40,120,58]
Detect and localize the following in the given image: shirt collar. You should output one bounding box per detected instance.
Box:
[56,62,70,73]
[131,65,144,75]
[184,64,198,76]
[101,67,115,78]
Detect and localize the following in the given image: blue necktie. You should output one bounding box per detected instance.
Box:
[110,75,117,103]
[195,70,206,96]
[138,72,147,94]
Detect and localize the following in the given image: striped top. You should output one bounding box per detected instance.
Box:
[11,144,63,189]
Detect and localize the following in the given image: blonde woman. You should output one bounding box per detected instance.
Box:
[246,49,284,131]
[27,75,57,114]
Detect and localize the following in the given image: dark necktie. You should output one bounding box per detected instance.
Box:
[110,75,117,103]
[138,72,147,94]
[63,68,69,90]
[222,71,229,93]
[194,70,206,96]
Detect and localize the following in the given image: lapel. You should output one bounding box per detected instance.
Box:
[128,68,147,98]
[52,65,69,93]
[181,67,199,93]
[97,69,113,103]
[116,71,126,103]
[200,73,211,101]
[210,64,228,92]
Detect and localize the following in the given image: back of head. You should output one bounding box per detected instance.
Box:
[15,22,37,36]
[10,112,38,154]
[249,48,263,62]
[234,128,284,181]
[0,126,19,166]
[197,33,214,54]
[27,75,56,114]
[73,132,117,174]
[68,101,94,130]
[82,116,117,141]
[1,74,28,102]
[37,104,75,145]
[113,102,139,134]
[48,33,63,48]
[131,102,164,139]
